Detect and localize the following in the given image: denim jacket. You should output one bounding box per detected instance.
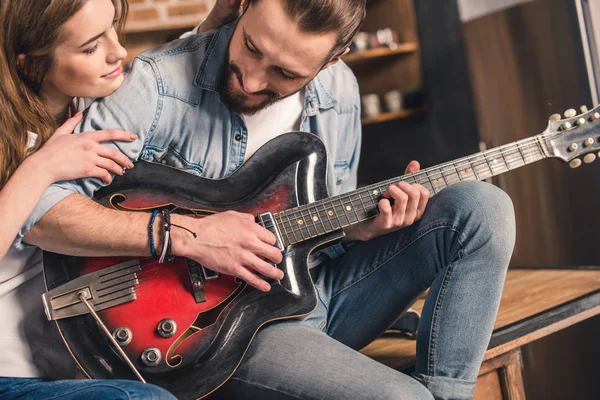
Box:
[17,24,362,254]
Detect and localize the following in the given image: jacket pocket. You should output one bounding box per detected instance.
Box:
[334,161,350,185]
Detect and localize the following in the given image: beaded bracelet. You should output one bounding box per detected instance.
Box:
[148,209,160,258]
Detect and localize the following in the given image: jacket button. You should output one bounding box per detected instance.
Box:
[235,134,242,141]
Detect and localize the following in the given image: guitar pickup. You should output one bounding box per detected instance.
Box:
[202,267,219,281]
[42,259,140,321]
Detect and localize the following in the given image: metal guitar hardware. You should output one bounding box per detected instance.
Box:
[141,347,162,367]
[42,259,141,321]
[112,326,133,347]
[157,319,177,338]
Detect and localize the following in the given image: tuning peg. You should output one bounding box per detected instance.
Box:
[581,105,589,113]
[591,112,600,121]
[561,122,572,130]
[577,118,586,126]
[569,143,579,152]
[564,109,577,118]
[584,138,595,147]
[583,154,596,164]
[549,113,562,121]
[569,159,582,168]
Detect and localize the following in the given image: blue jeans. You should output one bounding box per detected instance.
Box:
[0,378,175,399]
[211,181,516,400]
[0,181,514,400]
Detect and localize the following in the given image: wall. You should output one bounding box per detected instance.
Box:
[126,0,213,33]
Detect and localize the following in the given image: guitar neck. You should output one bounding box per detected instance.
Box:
[274,133,550,246]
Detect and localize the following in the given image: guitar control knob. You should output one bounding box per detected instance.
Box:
[577,118,586,126]
[581,105,589,113]
[584,138,595,147]
[112,326,132,347]
[584,154,596,164]
[564,109,577,118]
[141,347,162,367]
[549,113,562,121]
[569,143,579,152]
[569,159,582,169]
[157,319,177,338]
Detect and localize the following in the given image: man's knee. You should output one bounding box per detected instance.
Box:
[436,181,516,257]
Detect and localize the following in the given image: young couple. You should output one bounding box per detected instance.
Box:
[0,0,516,399]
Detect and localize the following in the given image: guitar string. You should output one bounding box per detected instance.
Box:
[276,142,549,243]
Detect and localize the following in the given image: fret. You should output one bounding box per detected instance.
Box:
[283,210,299,243]
[366,187,383,219]
[515,144,527,167]
[356,190,371,222]
[328,198,344,230]
[441,165,461,186]
[310,203,328,234]
[485,150,509,176]
[319,201,337,232]
[426,169,446,193]
[423,171,438,195]
[455,160,477,181]
[499,147,517,171]
[302,207,320,238]
[469,158,481,181]
[473,157,493,180]
[276,213,291,246]
[524,142,544,164]
[290,209,309,241]
[335,197,353,227]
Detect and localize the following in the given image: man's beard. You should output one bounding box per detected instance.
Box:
[219,60,281,116]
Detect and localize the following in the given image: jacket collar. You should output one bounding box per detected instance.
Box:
[194,23,337,114]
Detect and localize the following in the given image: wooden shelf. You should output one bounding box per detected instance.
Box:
[361,108,426,126]
[342,43,419,65]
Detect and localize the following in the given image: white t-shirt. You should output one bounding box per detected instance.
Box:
[0,131,75,379]
[242,91,304,161]
[242,91,326,269]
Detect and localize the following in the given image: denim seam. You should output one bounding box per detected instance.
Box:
[227,377,306,400]
[41,384,133,400]
[426,235,466,377]
[329,222,460,300]
[143,145,205,174]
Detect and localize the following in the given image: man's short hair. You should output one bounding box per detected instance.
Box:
[250,0,366,58]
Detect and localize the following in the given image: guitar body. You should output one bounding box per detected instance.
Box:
[43,132,345,399]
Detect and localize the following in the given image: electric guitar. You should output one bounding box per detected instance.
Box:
[42,106,600,399]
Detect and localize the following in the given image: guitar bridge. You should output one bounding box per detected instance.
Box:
[42,259,141,321]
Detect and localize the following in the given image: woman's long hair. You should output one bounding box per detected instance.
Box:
[0,0,128,189]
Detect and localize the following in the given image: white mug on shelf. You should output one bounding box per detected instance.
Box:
[384,90,403,112]
[361,94,381,118]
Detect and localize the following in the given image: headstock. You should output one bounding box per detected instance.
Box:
[544,105,600,168]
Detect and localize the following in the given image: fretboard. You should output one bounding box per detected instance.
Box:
[274,134,549,246]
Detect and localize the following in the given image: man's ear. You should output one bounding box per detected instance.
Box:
[321,47,351,71]
[241,0,250,14]
[16,54,26,72]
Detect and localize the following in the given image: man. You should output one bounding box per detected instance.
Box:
[21,0,516,398]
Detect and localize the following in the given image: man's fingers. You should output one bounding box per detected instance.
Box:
[53,112,83,136]
[416,186,430,219]
[404,160,420,174]
[242,253,284,281]
[235,266,271,292]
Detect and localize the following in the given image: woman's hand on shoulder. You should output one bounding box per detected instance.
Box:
[200,0,243,32]
[29,112,137,185]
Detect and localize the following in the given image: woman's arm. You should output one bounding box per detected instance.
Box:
[198,0,242,32]
[0,113,135,261]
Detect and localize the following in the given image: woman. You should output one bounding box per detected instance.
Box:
[0,0,241,398]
